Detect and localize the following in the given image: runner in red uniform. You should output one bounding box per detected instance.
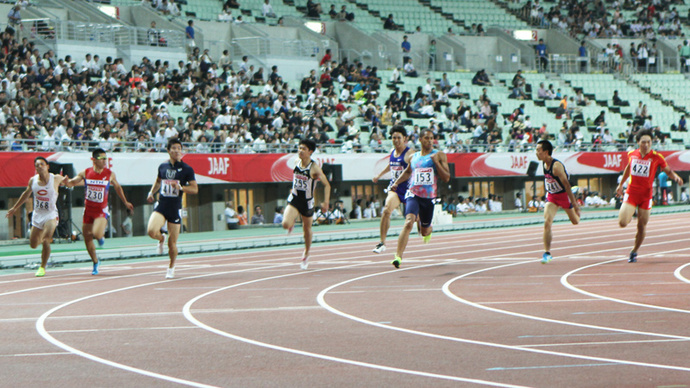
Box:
[67,148,133,274]
[616,129,682,263]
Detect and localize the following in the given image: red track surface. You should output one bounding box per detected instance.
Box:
[2,213,690,387]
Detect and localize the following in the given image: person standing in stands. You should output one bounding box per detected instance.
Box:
[535,140,580,264]
[389,129,450,268]
[281,139,331,270]
[6,157,67,277]
[372,126,412,254]
[616,129,683,263]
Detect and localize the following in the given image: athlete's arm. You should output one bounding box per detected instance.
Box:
[6,178,34,218]
[147,177,162,203]
[65,170,86,188]
[553,161,579,210]
[431,151,451,183]
[616,164,631,197]
[180,180,198,195]
[110,172,134,211]
[311,163,331,213]
[53,173,67,189]
[390,165,412,191]
[662,165,684,186]
[372,164,390,183]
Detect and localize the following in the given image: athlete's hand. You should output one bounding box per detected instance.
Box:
[125,201,134,211]
[147,193,154,203]
[390,182,398,191]
[674,175,684,185]
[615,186,624,198]
[372,175,379,183]
[321,202,328,213]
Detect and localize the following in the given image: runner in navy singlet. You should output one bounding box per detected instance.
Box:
[535,140,580,264]
[146,138,198,279]
[372,126,412,254]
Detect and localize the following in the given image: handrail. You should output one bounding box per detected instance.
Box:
[1,138,684,154]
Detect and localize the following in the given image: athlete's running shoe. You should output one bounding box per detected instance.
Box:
[373,242,386,254]
[92,260,100,275]
[300,256,309,270]
[157,238,165,255]
[165,267,175,279]
[35,267,45,277]
[628,251,637,263]
[97,237,105,247]
[391,255,402,269]
[541,252,552,264]
[422,234,432,244]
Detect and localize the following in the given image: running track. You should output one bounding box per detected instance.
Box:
[2,213,690,387]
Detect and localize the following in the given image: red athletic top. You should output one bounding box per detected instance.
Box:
[84,167,112,211]
[625,149,667,197]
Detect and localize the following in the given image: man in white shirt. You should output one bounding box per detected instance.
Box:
[262,0,276,17]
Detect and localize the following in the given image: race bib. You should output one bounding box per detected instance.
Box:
[414,167,435,185]
[161,179,180,197]
[34,197,50,211]
[390,165,404,181]
[544,176,563,193]
[86,186,105,203]
[631,159,651,178]
[293,175,309,191]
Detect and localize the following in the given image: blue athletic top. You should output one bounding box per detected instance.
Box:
[387,147,410,198]
[156,160,196,210]
[407,150,438,199]
[543,158,568,194]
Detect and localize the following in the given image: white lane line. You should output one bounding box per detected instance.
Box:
[0,352,72,357]
[50,326,198,333]
[673,263,690,284]
[311,259,690,374]
[35,261,306,388]
[560,253,690,315]
[478,298,600,305]
[182,260,530,388]
[518,338,690,348]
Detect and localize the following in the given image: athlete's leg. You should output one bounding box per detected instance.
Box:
[632,208,650,253]
[379,191,401,244]
[166,222,181,269]
[396,213,417,258]
[39,219,57,270]
[282,204,300,231]
[82,223,98,264]
[543,202,558,253]
[301,215,314,257]
[92,216,107,240]
[147,211,166,244]
[618,202,636,228]
[563,206,580,225]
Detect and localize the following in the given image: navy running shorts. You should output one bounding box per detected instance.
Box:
[404,195,434,228]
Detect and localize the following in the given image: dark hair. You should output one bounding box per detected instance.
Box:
[167,137,182,150]
[92,148,106,158]
[300,138,316,152]
[635,129,653,142]
[34,156,48,165]
[420,128,434,137]
[537,139,553,155]
[390,125,407,137]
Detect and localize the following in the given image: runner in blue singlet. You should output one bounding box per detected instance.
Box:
[372,126,412,254]
[389,129,450,268]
